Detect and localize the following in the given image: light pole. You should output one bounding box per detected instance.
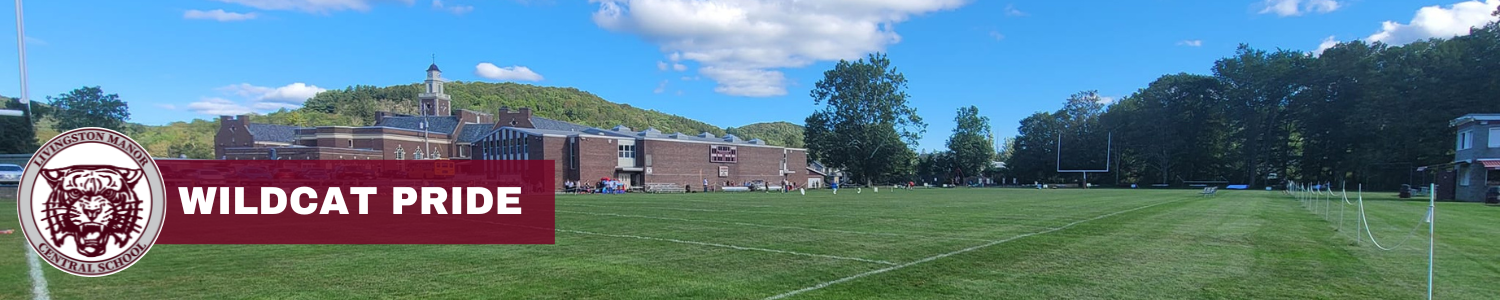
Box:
[2,0,30,121]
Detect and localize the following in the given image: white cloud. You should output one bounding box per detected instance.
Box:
[23,36,45,46]
[655,60,686,71]
[432,0,474,15]
[988,31,1005,41]
[591,0,968,97]
[1004,3,1026,17]
[475,63,545,81]
[1366,0,1500,45]
[1177,39,1203,47]
[218,82,327,106]
[1313,35,1338,56]
[1096,96,1118,105]
[187,98,254,115]
[184,9,259,21]
[1258,0,1340,17]
[215,0,415,14]
[186,82,328,115]
[251,102,302,110]
[156,104,178,110]
[653,80,669,93]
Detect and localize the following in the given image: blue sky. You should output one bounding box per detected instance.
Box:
[1,0,1496,152]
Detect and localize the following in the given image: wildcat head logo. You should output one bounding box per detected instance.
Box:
[40,166,146,257]
[18,128,165,277]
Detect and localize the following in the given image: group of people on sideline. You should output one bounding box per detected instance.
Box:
[563,178,627,194]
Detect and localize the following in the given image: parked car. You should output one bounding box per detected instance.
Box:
[273,168,298,180]
[299,169,331,181]
[335,166,376,180]
[235,167,272,180]
[196,169,226,181]
[0,163,22,185]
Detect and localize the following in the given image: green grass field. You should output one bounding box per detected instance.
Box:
[3,188,1498,299]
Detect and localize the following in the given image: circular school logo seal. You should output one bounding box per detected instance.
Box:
[17,127,165,277]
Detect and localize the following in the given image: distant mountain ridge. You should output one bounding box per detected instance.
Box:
[726,121,805,149]
[29,82,806,158]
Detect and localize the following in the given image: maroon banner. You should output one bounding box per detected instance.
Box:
[154,160,554,244]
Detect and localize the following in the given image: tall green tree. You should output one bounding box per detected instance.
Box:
[1005,112,1061,183]
[1212,46,1307,187]
[1104,74,1228,184]
[48,86,130,132]
[946,106,993,181]
[994,137,1016,165]
[804,53,926,185]
[1056,91,1111,174]
[0,97,40,153]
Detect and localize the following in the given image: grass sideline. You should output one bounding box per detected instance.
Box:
[2,188,1497,299]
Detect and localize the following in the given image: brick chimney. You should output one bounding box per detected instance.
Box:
[494,106,535,129]
[215,115,254,159]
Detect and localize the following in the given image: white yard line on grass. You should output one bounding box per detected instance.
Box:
[556,203,1057,228]
[557,210,991,242]
[556,229,899,266]
[560,203,798,214]
[26,244,50,300]
[762,200,1179,300]
[567,200,775,208]
[438,216,899,266]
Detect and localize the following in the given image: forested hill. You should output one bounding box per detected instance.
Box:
[300,81,729,137]
[39,81,808,158]
[726,121,806,148]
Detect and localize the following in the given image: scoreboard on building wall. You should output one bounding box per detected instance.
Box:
[711,145,737,163]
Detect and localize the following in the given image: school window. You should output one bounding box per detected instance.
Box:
[568,137,579,170]
[619,145,635,158]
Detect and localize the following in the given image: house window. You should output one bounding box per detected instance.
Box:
[1459,165,1471,186]
[1491,128,1500,148]
[395,146,405,160]
[1458,130,1473,150]
[619,145,635,158]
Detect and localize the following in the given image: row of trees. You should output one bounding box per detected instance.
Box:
[1,87,132,153]
[1005,20,1500,188]
[804,53,999,186]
